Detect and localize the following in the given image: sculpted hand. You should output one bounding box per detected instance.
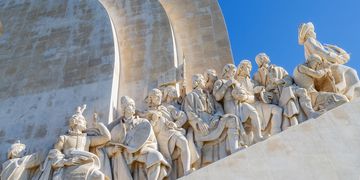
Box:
[210,119,219,128]
[168,121,177,129]
[226,78,236,87]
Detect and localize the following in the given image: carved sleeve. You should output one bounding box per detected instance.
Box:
[25,153,42,169]
[298,65,326,79]
[171,110,188,128]
[54,135,65,151]
[306,38,338,63]
[184,93,203,125]
[90,123,111,147]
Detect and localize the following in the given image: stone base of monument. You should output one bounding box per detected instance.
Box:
[180,98,360,180]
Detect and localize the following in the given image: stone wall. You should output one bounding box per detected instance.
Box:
[0,0,115,163]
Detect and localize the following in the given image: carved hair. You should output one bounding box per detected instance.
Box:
[148,88,162,98]
[255,53,270,67]
[236,60,252,78]
[204,69,217,82]
[192,74,205,89]
[7,140,26,159]
[221,64,236,78]
[163,86,178,101]
[120,96,135,109]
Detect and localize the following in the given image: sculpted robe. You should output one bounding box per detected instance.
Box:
[303,37,360,100]
[1,153,42,180]
[109,117,170,180]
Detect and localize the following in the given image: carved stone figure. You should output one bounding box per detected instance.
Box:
[294,54,349,111]
[236,60,283,136]
[40,105,111,180]
[299,22,360,100]
[1,141,42,180]
[184,74,240,167]
[108,96,170,180]
[213,64,262,144]
[213,64,237,115]
[146,89,194,178]
[230,85,264,145]
[253,53,320,127]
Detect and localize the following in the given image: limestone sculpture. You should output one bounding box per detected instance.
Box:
[213,64,262,145]
[298,22,360,100]
[1,141,42,180]
[108,96,170,180]
[145,89,193,178]
[236,60,283,136]
[184,74,240,167]
[253,53,320,127]
[39,105,111,180]
[293,54,349,111]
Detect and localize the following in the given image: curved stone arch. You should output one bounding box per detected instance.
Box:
[99,0,176,111]
[99,0,233,111]
[158,0,234,91]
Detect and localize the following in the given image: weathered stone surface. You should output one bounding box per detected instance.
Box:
[180,97,360,180]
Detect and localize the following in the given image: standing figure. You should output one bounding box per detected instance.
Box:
[1,141,42,180]
[146,89,194,178]
[108,96,170,180]
[213,64,262,144]
[298,22,360,100]
[293,54,349,111]
[184,74,240,167]
[236,60,283,136]
[253,53,320,127]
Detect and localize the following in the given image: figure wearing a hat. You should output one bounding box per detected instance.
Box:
[1,140,42,180]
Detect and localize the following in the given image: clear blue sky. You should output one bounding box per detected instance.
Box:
[218,0,360,75]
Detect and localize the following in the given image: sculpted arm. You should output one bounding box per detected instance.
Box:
[298,65,326,79]
[90,123,111,147]
[306,38,338,63]
[54,135,65,151]
[24,152,43,169]
[213,80,228,101]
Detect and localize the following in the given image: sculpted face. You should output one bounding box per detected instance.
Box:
[238,60,252,77]
[124,104,135,118]
[222,64,236,79]
[192,74,206,89]
[69,117,87,132]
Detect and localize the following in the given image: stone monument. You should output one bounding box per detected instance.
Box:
[0,0,360,180]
